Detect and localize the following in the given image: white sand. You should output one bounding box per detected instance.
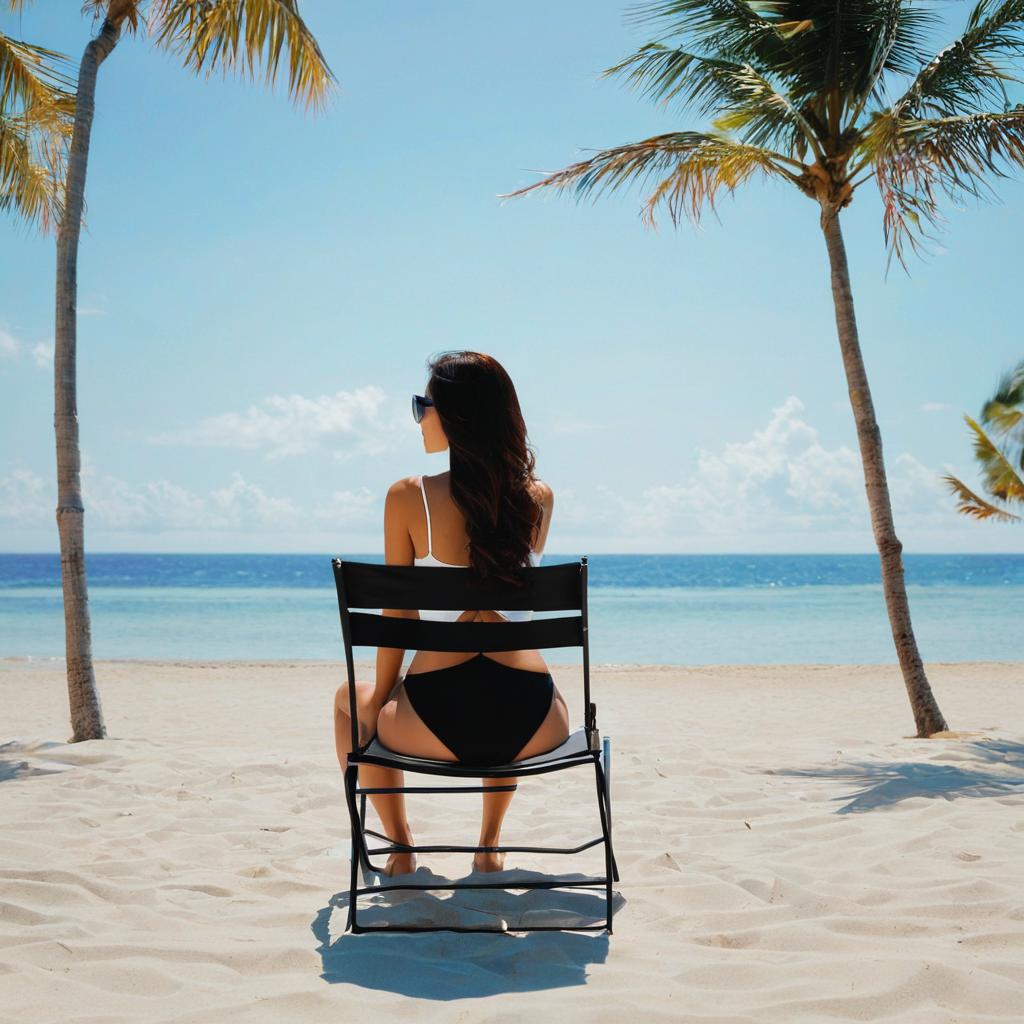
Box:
[1,658,1022,1022]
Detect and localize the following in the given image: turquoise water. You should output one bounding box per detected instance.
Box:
[2,554,1022,665]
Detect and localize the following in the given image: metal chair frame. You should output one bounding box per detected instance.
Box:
[331,555,618,934]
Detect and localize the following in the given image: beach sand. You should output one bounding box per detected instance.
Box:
[1,658,1022,1022]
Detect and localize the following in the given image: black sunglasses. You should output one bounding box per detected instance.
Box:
[412,394,435,423]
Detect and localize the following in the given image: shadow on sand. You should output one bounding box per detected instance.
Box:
[312,864,624,997]
[0,740,74,783]
[767,738,1024,814]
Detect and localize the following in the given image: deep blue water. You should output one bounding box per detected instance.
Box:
[2,553,1022,664]
[4,552,1024,590]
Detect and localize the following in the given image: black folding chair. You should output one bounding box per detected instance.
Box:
[331,555,619,934]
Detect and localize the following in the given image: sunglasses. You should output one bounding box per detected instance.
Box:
[412,394,435,423]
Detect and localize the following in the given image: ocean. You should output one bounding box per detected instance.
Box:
[1,553,1022,665]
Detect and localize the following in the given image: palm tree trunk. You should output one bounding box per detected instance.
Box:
[819,203,949,737]
[54,17,121,742]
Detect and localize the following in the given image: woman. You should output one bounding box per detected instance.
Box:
[333,351,570,878]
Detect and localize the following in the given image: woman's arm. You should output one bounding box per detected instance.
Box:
[532,479,554,553]
[372,477,418,709]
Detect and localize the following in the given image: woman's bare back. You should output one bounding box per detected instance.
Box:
[406,471,554,676]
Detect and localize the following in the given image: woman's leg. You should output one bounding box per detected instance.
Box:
[333,681,415,876]
[475,777,516,872]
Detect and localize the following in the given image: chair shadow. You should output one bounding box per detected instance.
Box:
[767,738,1024,814]
[0,740,70,783]
[312,864,624,998]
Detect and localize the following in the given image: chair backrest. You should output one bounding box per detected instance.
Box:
[331,557,595,750]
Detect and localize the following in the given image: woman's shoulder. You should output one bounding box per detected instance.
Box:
[387,474,550,504]
[384,475,424,508]
[530,477,554,506]
[388,471,450,491]
[387,474,424,493]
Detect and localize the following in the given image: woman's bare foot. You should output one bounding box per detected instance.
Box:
[378,830,416,877]
[381,851,417,876]
[472,848,506,873]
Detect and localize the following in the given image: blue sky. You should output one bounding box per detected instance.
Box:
[1,0,1022,554]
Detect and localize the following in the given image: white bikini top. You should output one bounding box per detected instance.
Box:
[414,474,542,622]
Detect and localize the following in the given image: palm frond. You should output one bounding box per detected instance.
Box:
[846,0,902,120]
[861,0,919,82]
[710,62,822,154]
[625,0,807,75]
[605,43,823,159]
[628,0,940,141]
[892,0,1024,119]
[805,0,937,125]
[981,399,1023,438]
[965,414,1024,501]
[862,106,1024,269]
[0,23,73,234]
[502,131,800,227]
[151,0,335,111]
[947,366,1024,524]
[0,109,64,230]
[981,359,1024,440]
[0,34,77,111]
[605,43,747,113]
[943,472,1021,521]
[844,0,936,128]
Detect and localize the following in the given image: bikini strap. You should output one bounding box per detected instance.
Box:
[418,474,432,555]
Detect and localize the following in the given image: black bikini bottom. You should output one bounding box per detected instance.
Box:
[401,653,555,766]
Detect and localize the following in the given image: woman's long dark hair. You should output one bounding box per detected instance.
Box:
[425,351,543,586]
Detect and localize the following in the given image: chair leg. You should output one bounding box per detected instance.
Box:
[357,792,385,875]
[593,760,615,934]
[344,762,387,875]
[343,763,362,933]
[605,780,620,882]
[601,738,619,883]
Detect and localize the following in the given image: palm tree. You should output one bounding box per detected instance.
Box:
[506,0,1024,737]
[56,0,335,741]
[1,2,75,230]
[944,360,1024,523]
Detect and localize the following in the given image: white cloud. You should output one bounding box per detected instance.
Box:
[207,473,302,528]
[314,486,378,525]
[79,467,309,532]
[0,329,21,359]
[81,469,212,531]
[576,396,959,542]
[888,452,958,528]
[152,385,396,460]
[31,341,54,368]
[0,330,55,368]
[0,467,51,522]
[0,461,381,536]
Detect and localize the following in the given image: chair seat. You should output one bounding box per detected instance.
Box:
[353,725,597,777]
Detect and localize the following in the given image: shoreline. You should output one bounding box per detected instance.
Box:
[5,655,1024,670]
